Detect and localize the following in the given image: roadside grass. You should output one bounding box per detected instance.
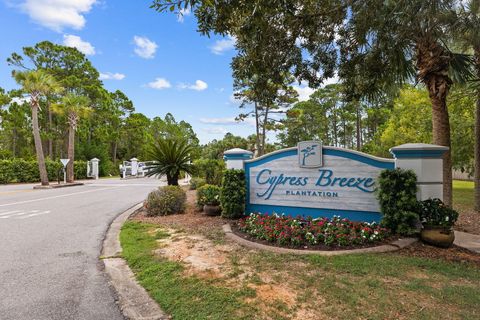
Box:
[453,180,474,208]
[121,220,480,320]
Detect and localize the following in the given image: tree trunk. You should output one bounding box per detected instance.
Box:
[31,103,49,186]
[66,123,75,183]
[254,101,261,157]
[167,173,179,186]
[474,49,480,212]
[417,38,453,207]
[113,140,118,164]
[355,100,362,151]
[48,101,53,159]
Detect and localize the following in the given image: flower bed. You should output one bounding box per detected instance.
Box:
[237,213,391,248]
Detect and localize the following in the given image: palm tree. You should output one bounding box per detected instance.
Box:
[455,1,480,212]
[146,138,194,185]
[340,0,474,206]
[12,70,62,186]
[53,94,91,183]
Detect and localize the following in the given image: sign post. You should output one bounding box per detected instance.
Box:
[60,159,70,184]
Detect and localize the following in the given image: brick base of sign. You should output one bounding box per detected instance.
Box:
[223,224,417,256]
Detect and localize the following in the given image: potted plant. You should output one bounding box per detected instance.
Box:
[197,184,222,216]
[418,198,459,248]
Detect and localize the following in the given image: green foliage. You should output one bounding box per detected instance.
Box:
[0,159,91,183]
[220,169,246,219]
[144,185,186,216]
[196,184,221,206]
[192,158,225,185]
[146,138,194,185]
[418,198,459,228]
[189,177,206,190]
[376,169,419,236]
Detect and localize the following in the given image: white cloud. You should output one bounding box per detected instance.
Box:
[63,34,95,55]
[177,7,191,22]
[202,127,228,135]
[99,72,125,80]
[20,0,97,32]
[200,117,238,125]
[147,78,171,90]
[11,97,30,105]
[178,80,208,91]
[133,36,158,59]
[210,35,236,55]
[293,75,339,101]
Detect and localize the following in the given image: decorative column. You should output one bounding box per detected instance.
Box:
[390,143,449,201]
[130,157,138,176]
[90,158,100,180]
[223,148,253,170]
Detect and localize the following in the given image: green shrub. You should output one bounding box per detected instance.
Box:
[376,168,419,235]
[0,159,104,184]
[189,177,206,190]
[144,185,186,216]
[418,198,459,228]
[197,184,221,206]
[220,169,246,219]
[192,159,225,185]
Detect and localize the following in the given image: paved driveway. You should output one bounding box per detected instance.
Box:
[0,178,165,320]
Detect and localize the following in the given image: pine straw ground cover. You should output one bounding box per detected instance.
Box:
[122,189,480,320]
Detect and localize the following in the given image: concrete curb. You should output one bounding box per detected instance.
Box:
[33,182,84,189]
[223,224,417,256]
[102,203,169,320]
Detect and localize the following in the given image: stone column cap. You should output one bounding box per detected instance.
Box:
[130,157,138,161]
[91,157,100,162]
[224,148,253,160]
[390,143,448,158]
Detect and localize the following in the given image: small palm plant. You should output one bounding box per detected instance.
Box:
[146,138,194,185]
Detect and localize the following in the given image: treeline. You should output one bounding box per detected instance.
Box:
[0,41,200,179]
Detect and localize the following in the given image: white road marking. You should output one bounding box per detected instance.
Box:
[0,187,116,208]
[0,210,51,219]
[0,210,21,216]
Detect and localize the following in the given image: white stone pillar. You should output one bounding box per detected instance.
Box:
[223,148,253,170]
[130,158,138,176]
[390,143,448,201]
[91,158,100,180]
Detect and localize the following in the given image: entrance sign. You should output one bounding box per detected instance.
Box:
[224,142,448,223]
[245,143,394,222]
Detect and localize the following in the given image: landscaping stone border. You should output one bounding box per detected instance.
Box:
[223,224,417,256]
[102,202,169,320]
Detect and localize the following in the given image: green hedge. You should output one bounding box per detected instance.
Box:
[192,159,225,185]
[0,159,89,184]
[220,169,246,219]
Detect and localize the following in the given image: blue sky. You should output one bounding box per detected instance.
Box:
[0,0,317,144]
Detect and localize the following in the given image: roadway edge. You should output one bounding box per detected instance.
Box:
[101,202,169,320]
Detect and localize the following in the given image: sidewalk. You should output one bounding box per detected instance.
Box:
[454,231,480,254]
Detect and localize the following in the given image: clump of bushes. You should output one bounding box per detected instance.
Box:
[418,198,458,228]
[192,159,225,185]
[220,169,246,219]
[239,214,390,247]
[377,168,419,235]
[144,185,186,216]
[197,184,221,206]
[0,159,91,184]
[189,177,206,190]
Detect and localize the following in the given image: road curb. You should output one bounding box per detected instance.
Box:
[102,202,169,320]
[223,224,417,256]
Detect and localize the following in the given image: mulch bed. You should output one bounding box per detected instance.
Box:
[230,222,400,251]
[455,204,480,235]
[395,241,480,268]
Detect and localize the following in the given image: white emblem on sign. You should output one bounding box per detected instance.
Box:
[298,141,322,168]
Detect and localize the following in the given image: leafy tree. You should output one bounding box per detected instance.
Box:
[146,138,194,185]
[12,70,62,185]
[53,94,92,182]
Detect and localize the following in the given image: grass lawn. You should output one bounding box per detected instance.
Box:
[453,180,474,208]
[121,220,480,320]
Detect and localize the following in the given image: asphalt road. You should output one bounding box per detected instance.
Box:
[0,177,166,320]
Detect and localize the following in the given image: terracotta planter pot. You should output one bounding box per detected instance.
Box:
[420,226,455,248]
[203,204,221,216]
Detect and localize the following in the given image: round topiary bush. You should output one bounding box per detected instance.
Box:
[144,185,186,216]
[189,177,206,190]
